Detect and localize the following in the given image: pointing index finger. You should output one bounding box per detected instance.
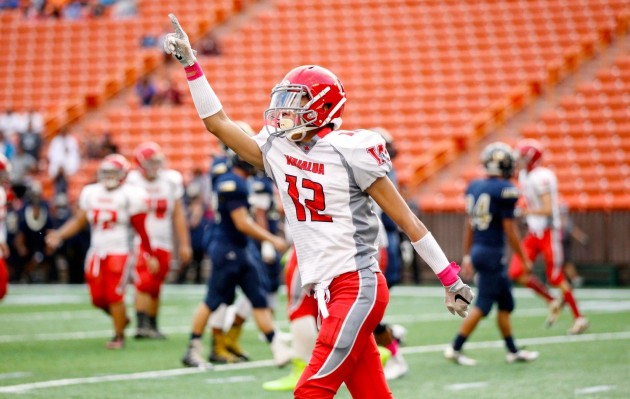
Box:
[168,13,185,39]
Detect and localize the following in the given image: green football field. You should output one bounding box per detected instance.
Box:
[1,284,629,399]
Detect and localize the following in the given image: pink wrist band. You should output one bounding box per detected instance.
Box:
[436,262,461,286]
[185,62,204,81]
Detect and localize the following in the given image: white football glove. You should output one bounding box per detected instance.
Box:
[444,277,474,318]
[164,13,197,67]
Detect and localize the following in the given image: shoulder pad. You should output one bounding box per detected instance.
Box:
[501,186,520,198]
[218,180,238,193]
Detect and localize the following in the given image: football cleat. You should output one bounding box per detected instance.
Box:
[182,339,212,369]
[209,334,241,364]
[444,346,477,366]
[506,350,539,363]
[224,325,250,361]
[377,345,392,366]
[270,332,293,367]
[105,336,124,350]
[383,353,409,380]
[567,317,589,335]
[390,324,408,346]
[545,299,564,328]
[262,358,307,391]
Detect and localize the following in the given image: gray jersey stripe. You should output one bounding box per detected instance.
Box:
[330,146,380,271]
[313,269,378,378]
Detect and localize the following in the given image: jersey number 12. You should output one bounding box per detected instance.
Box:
[286,175,332,222]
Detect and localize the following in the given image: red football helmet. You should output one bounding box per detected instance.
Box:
[0,153,11,184]
[98,154,130,190]
[516,139,544,171]
[264,65,346,142]
[134,141,164,180]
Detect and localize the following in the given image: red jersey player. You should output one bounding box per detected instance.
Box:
[164,15,472,398]
[509,139,588,335]
[127,142,192,339]
[46,154,158,349]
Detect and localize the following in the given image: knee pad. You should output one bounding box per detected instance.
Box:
[208,304,227,330]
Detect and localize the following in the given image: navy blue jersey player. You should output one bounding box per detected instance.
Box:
[181,151,290,369]
[444,142,539,366]
[250,172,282,298]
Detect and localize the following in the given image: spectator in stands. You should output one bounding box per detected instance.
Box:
[155,77,183,106]
[19,118,42,161]
[0,129,15,160]
[177,181,210,284]
[0,107,26,138]
[45,0,69,18]
[23,109,43,135]
[0,0,19,10]
[85,131,118,160]
[135,76,157,107]
[189,167,211,208]
[47,127,81,195]
[10,141,37,190]
[14,183,55,282]
[198,31,222,56]
[50,193,90,284]
[100,131,119,156]
[110,0,136,19]
[5,193,21,283]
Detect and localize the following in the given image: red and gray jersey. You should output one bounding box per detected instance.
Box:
[0,187,6,244]
[519,166,561,235]
[79,182,148,255]
[253,127,391,289]
[127,169,184,250]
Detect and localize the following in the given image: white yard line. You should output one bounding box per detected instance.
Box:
[575,385,617,395]
[0,331,628,394]
[445,382,489,391]
[0,373,32,381]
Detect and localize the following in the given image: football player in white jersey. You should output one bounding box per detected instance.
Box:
[127,142,192,339]
[164,15,472,398]
[0,154,10,301]
[508,139,588,335]
[46,154,158,349]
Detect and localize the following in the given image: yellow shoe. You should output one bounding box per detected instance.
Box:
[262,359,306,391]
[209,334,241,364]
[224,325,250,361]
[378,345,392,366]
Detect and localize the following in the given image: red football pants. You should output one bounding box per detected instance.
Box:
[509,228,565,285]
[0,258,8,300]
[134,247,171,298]
[294,269,392,399]
[85,254,131,309]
